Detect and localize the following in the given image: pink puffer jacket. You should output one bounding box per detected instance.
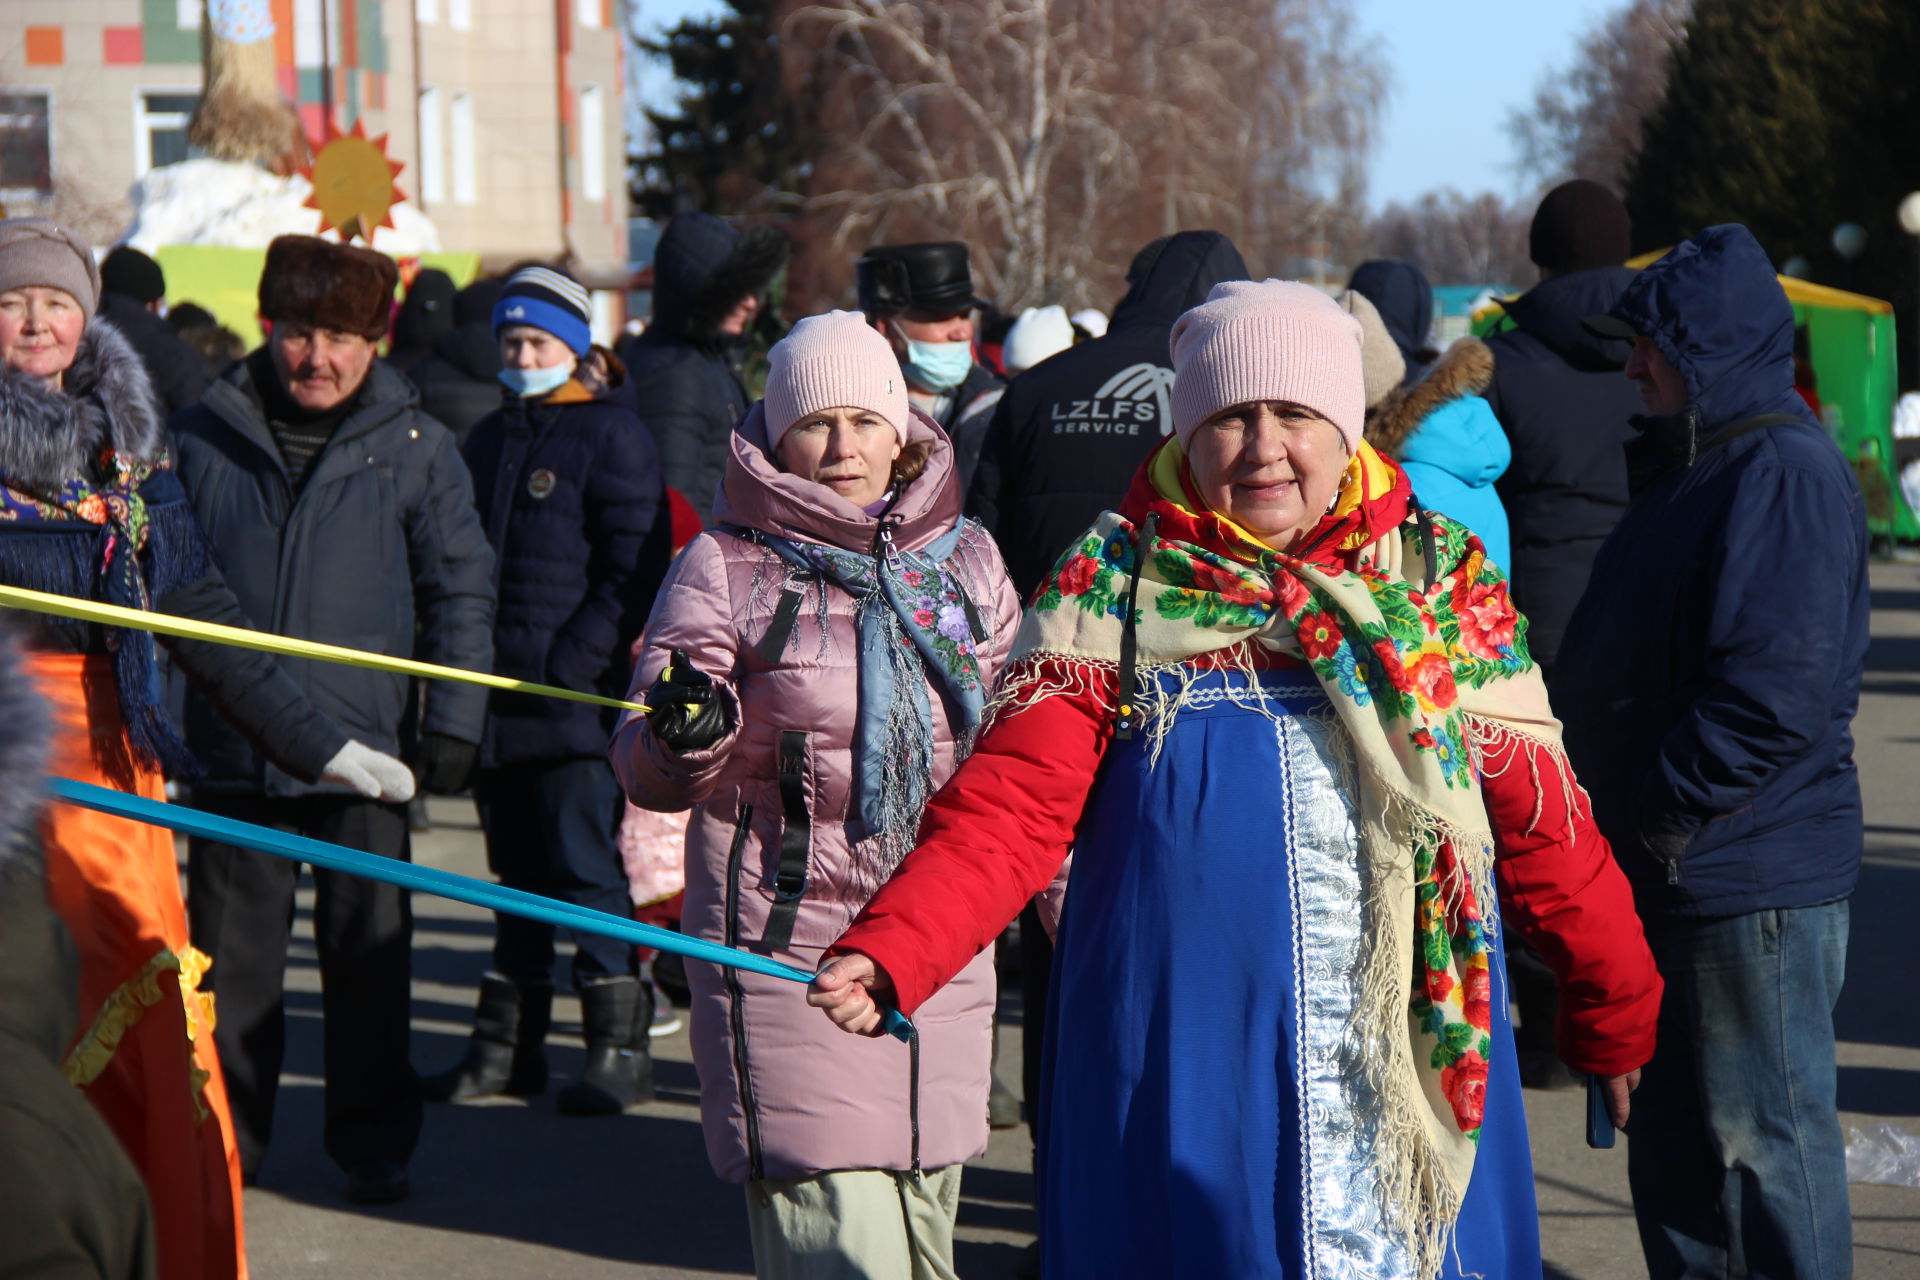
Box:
[611,403,1021,1184]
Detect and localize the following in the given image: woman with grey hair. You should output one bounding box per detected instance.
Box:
[0,217,411,1280]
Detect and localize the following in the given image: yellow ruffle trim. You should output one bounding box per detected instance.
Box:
[62,945,220,1122]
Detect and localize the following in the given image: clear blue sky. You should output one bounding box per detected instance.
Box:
[629,0,1619,210]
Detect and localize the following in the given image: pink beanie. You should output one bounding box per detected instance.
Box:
[764,310,910,448]
[1169,279,1366,453]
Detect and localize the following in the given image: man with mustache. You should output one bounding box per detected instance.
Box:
[167,235,497,1207]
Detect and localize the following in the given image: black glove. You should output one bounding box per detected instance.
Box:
[646,648,734,753]
[415,732,480,795]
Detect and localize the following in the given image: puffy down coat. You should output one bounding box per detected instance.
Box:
[611,403,1022,1183]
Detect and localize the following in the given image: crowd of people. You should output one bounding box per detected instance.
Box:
[0,174,1869,1280]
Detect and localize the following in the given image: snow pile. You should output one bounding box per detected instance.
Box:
[122,158,441,254]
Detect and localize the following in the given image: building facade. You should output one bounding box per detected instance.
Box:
[1,0,628,285]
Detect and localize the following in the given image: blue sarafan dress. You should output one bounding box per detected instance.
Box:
[1039,668,1540,1279]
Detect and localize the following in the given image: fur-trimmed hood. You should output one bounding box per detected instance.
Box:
[1365,338,1493,459]
[650,211,790,344]
[0,320,167,493]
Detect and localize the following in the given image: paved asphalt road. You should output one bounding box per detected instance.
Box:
[230,563,1920,1278]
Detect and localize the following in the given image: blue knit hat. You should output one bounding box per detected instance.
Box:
[492,265,592,355]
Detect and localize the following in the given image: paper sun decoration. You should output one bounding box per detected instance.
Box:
[301,120,407,243]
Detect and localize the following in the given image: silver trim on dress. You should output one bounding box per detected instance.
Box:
[1281,709,1415,1279]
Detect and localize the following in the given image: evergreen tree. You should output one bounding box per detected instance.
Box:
[1624,0,1920,383]
[630,1,811,219]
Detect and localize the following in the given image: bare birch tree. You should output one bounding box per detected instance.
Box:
[1508,0,1691,191]
[1368,190,1534,286]
[779,0,1382,311]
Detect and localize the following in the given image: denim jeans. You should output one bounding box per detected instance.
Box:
[1627,900,1852,1279]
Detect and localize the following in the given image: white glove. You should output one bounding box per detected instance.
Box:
[321,739,418,803]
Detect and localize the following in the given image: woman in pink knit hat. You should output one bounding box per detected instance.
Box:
[809,281,1663,1278]
[611,310,1022,1278]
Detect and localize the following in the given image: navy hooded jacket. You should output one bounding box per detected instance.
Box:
[617,212,787,523]
[1347,259,1434,372]
[463,355,667,767]
[966,231,1248,597]
[1553,225,1867,919]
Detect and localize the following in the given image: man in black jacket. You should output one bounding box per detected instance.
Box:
[1483,180,1641,673]
[619,211,789,522]
[967,231,1248,597]
[424,266,666,1116]
[1480,181,1644,1092]
[406,276,504,449]
[170,235,496,1206]
[97,246,210,414]
[857,241,1003,486]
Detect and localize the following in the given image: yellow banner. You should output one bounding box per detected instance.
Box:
[0,584,647,714]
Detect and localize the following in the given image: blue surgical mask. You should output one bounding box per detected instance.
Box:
[901,338,973,393]
[499,363,574,398]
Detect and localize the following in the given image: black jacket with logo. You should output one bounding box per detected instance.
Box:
[966,231,1248,598]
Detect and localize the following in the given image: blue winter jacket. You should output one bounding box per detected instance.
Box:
[1402,396,1511,570]
[1552,225,1868,919]
[463,354,668,767]
[1367,337,1511,570]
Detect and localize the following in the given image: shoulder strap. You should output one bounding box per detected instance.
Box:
[759,730,811,952]
[1114,512,1161,741]
[1700,412,1808,456]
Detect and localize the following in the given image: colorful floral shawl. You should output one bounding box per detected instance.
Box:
[0,446,205,771]
[1000,437,1567,1277]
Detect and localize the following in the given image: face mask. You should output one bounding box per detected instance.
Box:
[499,363,574,398]
[901,337,973,393]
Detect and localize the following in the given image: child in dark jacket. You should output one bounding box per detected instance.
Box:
[425,266,670,1115]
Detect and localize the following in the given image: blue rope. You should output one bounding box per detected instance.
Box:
[46,776,912,1042]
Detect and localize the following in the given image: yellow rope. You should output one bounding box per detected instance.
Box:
[0,583,648,713]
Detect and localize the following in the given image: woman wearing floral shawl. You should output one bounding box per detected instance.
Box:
[811,281,1662,1279]
[0,218,413,1279]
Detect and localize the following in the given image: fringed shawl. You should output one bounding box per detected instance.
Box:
[0,323,210,772]
[997,437,1570,1279]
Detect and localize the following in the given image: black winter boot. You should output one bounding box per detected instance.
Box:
[557,976,654,1115]
[420,972,552,1102]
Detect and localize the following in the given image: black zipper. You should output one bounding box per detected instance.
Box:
[723,802,766,1181]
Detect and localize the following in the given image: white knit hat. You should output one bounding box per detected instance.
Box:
[1003,305,1074,373]
[764,310,910,448]
[1169,279,1366,453]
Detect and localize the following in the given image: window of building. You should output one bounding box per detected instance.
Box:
[133,92,198,178]
[579,84,605,202]
[0,93,54,195]
[450,92,476,205]
[449,0,471,31]
[579,0,602,29]
[418,85,445,205]
[416,0,438,23]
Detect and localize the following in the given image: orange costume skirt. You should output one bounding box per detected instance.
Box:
[32,652,248,1280]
